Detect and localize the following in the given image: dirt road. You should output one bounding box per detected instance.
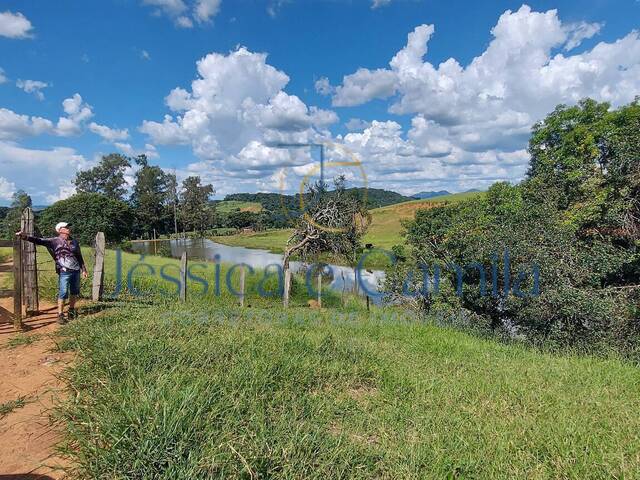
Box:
[0,294,72,479]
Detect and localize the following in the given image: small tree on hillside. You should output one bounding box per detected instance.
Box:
[178,176,215,234]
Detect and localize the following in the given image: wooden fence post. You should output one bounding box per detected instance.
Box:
[239,266,245,307]
[92,232,105,301]
[283,268,291,308]
[20,207,38,316]
[353,267,359,295]
[13,237,23,330]
[180,252,187,302]
[317,270,322,308]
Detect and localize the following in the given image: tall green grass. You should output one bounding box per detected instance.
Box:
[56,299,640,479]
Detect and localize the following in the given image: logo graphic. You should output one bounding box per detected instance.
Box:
[273,141,368,233]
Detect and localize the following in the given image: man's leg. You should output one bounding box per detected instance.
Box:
[57,272,69,324]
[68,271,81,319]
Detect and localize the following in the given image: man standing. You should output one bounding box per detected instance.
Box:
[16,222,88,324]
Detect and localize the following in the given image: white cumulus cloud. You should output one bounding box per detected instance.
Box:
[140,46,337,179]
[0,176,16,200]
[141,0,221,28]
[323,5,640,193]
[0,142,88,204]
[0,11,34,39]
[89,122,130,142]
[56,93,93,136]
[16,79,48,100]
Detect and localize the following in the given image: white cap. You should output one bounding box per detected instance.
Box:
[55,222,71,233]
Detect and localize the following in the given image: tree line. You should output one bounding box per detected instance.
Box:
[1,153,216,244]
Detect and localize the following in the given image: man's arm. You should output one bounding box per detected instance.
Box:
[16,231,55,247]
[76,242,87,274]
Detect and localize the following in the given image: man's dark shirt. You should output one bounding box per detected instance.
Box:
[25,235,86,274]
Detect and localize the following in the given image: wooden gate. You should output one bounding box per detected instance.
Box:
[0,237,23,330]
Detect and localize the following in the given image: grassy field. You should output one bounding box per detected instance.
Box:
[5,245,639,477]
[216,200,263,214]
[214,191,483,254]
[55,295,640,478]
[214,228,294,253]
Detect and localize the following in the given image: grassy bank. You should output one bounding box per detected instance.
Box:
[56,298,640,478]
[214,191,483,255]
[214,228,293,254]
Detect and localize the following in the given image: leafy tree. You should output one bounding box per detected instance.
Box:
[166,172,179,236]
[37,192,133,244]
[74,153,131,200]
[1,190,32,239]
[393,99,639,357]
[130,155,174,238]
[226,210,261,229]
[178,176,215,234]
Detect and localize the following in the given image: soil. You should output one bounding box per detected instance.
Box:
[0,263,75,479]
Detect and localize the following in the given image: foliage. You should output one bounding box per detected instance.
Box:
[74,153,131,200]
[223,187,412,230]
[38,192,134,244]
[178,176,215,234]
[1,190,32,239]
[130,155,176,238]
[392,99,640,356]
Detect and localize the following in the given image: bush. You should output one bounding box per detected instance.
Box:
[38,192,134,245]
[388,99,640,358]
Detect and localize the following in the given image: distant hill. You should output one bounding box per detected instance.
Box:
[214,200,263,214]
[412,190,451,199]
[225,188,413,211]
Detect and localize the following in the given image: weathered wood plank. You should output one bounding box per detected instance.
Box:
[13,237,23,330]
[283,268,291,308]
[92,232,105,301]
[20,207,38,315]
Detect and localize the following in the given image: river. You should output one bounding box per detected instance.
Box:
[131,238,385,299]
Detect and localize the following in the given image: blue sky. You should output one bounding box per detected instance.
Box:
[0,0,639,205]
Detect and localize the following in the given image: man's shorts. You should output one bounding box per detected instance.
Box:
[58,270,81,300]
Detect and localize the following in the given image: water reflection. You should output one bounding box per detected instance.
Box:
[131,238,385,299]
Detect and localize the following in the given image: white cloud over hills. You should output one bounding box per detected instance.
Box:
[314,5,640,193]
[137,4,640,196]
